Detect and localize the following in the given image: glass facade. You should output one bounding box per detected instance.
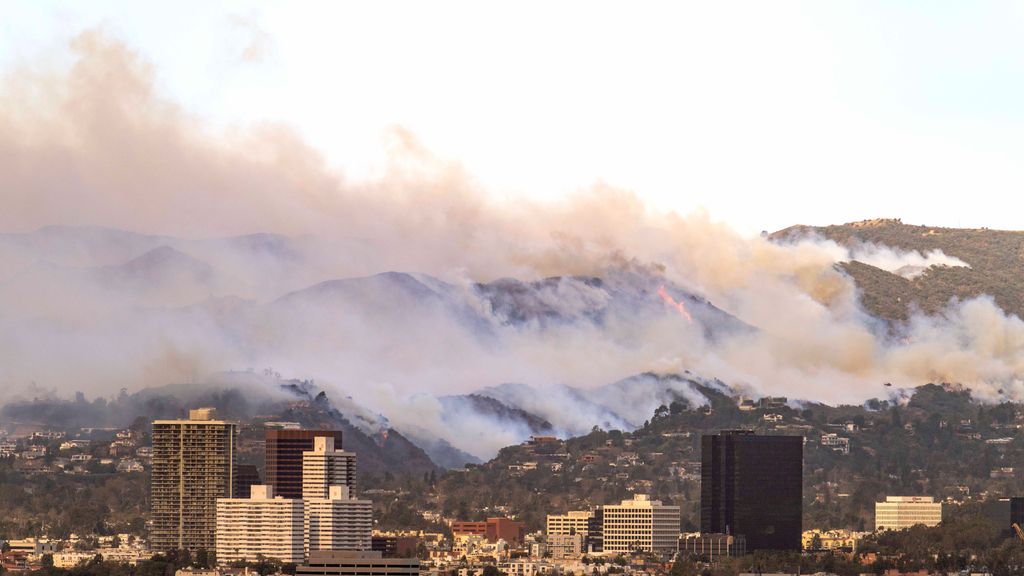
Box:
[701,430,803,552]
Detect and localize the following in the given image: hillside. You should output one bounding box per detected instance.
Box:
[420,378,1024,534]
[772,218,1024,322]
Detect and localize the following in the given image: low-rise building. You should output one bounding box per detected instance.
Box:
[297,550,418,576]
[545,534,584,559]
[679,533,746,560]
[821,434,850,455]
[451,518,525,545]
[801,529,867,551]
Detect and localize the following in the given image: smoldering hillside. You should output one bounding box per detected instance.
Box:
[4,31,1024,462]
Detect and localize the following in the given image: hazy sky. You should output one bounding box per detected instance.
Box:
[4,1,1024,233]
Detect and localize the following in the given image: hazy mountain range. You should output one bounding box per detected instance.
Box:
[2,221,1024,467]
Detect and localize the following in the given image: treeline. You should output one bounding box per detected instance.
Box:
[23,550,294,576]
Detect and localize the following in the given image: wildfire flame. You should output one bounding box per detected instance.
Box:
[657,285,693,324]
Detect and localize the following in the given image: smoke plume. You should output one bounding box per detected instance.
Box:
[2,31,1022,459]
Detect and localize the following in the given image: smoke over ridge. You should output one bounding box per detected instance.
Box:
[2,31,1024,459]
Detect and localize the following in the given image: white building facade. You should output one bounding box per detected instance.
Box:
[601,494,680,553]
[302,436,357,499]
[216,485,305,565]
[305,485,373,554]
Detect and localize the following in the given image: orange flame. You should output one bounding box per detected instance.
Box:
[657,285,693,323]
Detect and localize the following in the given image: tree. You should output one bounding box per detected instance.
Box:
[669,553,698,576]
[193,548,210,569]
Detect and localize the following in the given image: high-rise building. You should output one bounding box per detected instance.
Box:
[151,408,238,553]
[601,494,680,554]
[302,436,357,499]
[216,485,305,565]
[874,496,942,531]
[701,430,803,552]
[266,429,345,499]
[305,486,374,554]
[234,464,262,499]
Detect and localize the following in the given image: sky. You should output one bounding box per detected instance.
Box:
[3,1,1024,234]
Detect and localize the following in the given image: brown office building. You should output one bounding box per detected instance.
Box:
[451,518,525,545]
[266,429,344,499]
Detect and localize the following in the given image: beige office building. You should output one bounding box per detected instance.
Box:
[546,510,593,536]
[305,486,373,554]
[151,408,238,553]
[602,494,680,554]
[302,436,358,499]
[216,485,305,565]
[875,496,943,531]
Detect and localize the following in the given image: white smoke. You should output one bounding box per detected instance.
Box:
[2,31,1023,461]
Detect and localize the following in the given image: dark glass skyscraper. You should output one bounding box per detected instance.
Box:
[701,430,803,552]
[265,429,344,499]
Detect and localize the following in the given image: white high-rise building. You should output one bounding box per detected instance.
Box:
[875,496,943,531]
[216,485,304,565]
[304,485,373,554]
[601,494,680,553]
[302,436,357,499]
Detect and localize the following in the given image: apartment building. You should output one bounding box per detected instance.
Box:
[151,408,238,553]
[216,485,305,565]
[302,436,357,499]
[305,486,374,554]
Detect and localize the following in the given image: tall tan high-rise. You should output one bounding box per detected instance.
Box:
[302,436,357,499]
[151,408,238,553]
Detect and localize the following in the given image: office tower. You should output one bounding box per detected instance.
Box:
[266,429,345,499]
[302,436,357,499]
[601,494,680,554]
[546,510,593,536]
[297,551,419,576]
[216,485,305,565]
[304,486,374,554]
[151,408,238,553]
[875,496,943,531]
[234,464,262,499]
[982,497,1024,534]
[701,430,803,552]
